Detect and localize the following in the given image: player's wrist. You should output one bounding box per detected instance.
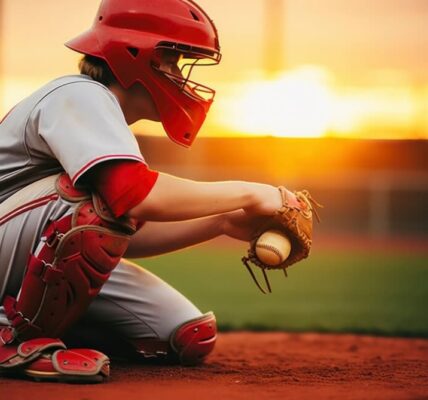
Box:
[237,182,257,210]
[244,183,282,216]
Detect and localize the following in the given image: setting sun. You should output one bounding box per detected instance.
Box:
[215,68,333,138]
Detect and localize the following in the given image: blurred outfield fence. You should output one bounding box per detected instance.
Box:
[137,136,428,238]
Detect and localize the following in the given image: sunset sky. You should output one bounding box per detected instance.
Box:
[1,0,427,139]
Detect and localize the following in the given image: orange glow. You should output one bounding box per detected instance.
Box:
[214,68,333,138]
[209,67,427,139]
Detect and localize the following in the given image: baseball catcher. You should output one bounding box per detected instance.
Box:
[0,0,318,383]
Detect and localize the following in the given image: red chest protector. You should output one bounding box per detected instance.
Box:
[1,174,136,344]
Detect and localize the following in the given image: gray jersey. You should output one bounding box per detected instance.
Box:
[0,75,145,203]
[0,76,202,344]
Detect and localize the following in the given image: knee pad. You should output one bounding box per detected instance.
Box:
[170,312,217,366]
[1,174,136,344]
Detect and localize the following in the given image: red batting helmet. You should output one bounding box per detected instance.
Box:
[65,0,221,147]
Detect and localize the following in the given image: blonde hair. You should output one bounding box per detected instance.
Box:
[78,55,117,86]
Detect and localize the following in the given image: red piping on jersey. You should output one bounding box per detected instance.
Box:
[0,194,59,227]
[72,154,145,185]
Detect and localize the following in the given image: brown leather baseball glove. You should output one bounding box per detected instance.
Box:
[242,187,322,293]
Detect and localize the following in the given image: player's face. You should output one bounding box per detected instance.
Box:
[158,50,184,78]
[154,48,215,103]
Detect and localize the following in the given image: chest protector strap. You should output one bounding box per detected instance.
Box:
[1,174,136,344]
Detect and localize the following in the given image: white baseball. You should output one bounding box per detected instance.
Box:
[255,230,292,266]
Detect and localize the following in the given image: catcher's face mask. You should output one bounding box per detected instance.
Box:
[152,44,221,103]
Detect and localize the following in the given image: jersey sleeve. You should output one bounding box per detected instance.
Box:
[87,160,159,218]
[32,80,145,185]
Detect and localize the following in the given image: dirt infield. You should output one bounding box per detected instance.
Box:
[2,332,428,400]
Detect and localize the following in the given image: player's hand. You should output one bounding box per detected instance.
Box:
[221,209,268,242]
[243,183,299,216]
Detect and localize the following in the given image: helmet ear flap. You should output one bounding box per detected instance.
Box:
[102,42,146,89]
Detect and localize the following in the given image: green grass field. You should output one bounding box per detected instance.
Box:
[133,243,428,337]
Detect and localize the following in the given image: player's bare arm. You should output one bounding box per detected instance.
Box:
[126,172,288,222]
[126,210,266,258]
[126,215,223,258]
